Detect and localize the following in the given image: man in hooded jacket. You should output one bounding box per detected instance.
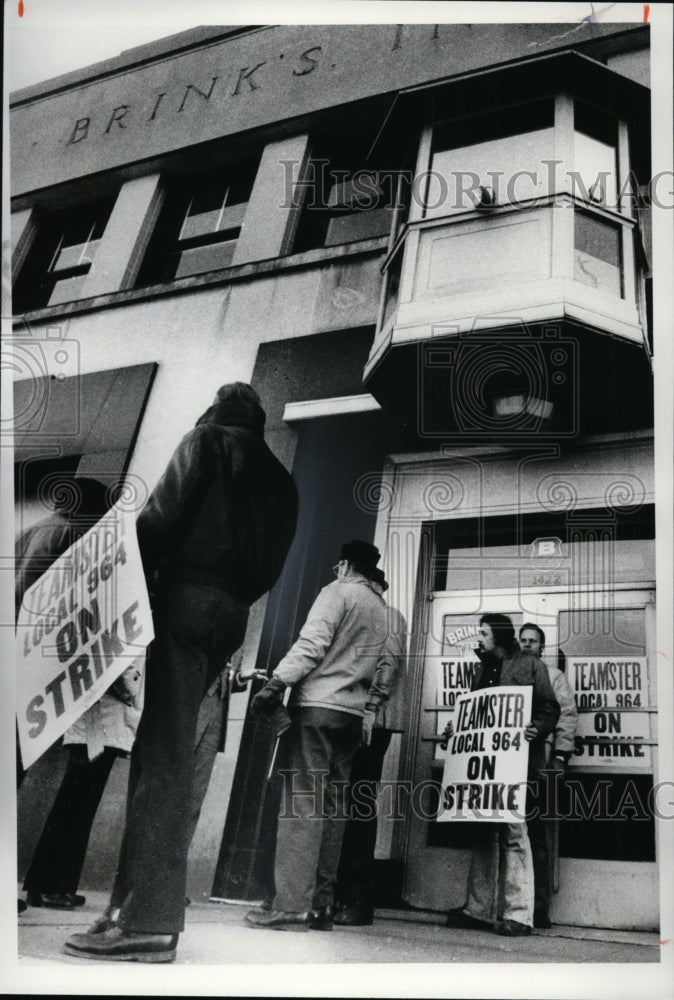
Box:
[65,383,298,963]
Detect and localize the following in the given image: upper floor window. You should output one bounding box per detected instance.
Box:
[292,137,396,253]
[136,162,258,286]
[427,98,556,216]
[573,100,618,210]
[12,198,116,312]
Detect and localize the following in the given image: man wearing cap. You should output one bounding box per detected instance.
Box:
[245,540,389,932]
[65,383,298,963]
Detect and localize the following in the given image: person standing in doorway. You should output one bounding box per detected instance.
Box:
[519,623,577,929]
[333,568,408,927]
[444,613,560,937]
[245,540,389,932]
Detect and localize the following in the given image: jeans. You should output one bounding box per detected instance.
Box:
[273,707,362,913]
[464,821,535,927]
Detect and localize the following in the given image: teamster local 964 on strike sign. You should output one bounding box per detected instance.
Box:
[16,503,153,769]
[438,685,533,823]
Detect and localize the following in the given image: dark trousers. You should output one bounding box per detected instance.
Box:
[335,728,391,911]
[110,582,247,934]
[186,684,229,847]
[527,812,553,915]
[23,745,119,895]
[274,707,362,913]
[527,769,561,917]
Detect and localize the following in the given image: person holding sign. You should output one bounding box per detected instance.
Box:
[519,623,578,930]
[444,613,559,937]
[65,383,298,963]
[15,477,145,912]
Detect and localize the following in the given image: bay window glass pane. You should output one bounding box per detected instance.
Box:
[574,213,622,297]
[428,100,556,217]
[574,99,619,211]
[573,131,618,210]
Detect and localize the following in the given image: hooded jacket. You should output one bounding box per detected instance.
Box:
[136,389,298,604]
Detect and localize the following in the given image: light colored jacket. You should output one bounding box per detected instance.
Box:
[273,577,388,717]
[544,662,578,760]
[63,656,145,759]
[372,606,408,732]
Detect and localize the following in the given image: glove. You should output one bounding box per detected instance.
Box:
[362,709,376,747]
[251,676,287,716]
[269,703,292,738]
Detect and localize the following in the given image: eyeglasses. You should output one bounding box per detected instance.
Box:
[332,562,343,577]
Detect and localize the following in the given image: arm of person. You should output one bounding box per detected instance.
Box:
[525,658,561,741]
[550,670,579,764]
[367,632,403,712]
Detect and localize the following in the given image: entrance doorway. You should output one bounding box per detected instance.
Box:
[404,585,658,930]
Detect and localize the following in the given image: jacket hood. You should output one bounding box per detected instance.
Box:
[195,382,266,434]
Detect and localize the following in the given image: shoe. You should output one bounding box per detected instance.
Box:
[27,891,76,910]
[533,909,552,929]
[445,907,492,930]
[87,906,121,935]
[309,905,334,931]
[18,899,27,914]
[63,926,178,962]
[496,919,532,937]
[244,908,312,932]
[70,893,86,907]
[333,904,373,927]
[260,897,273,911]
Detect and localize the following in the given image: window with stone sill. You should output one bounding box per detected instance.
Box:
[12,198,117,313]
[135,162,258,286]
[292,154,397,254]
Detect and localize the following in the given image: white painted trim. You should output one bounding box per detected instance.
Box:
[386,428,654,466]
[282,393,381,422]
[431,582,656,599]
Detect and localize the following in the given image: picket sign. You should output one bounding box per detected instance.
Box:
[16,503,153,769]
[438,685,532,823]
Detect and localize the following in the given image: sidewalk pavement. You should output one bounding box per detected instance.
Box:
[17,890,659,966]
